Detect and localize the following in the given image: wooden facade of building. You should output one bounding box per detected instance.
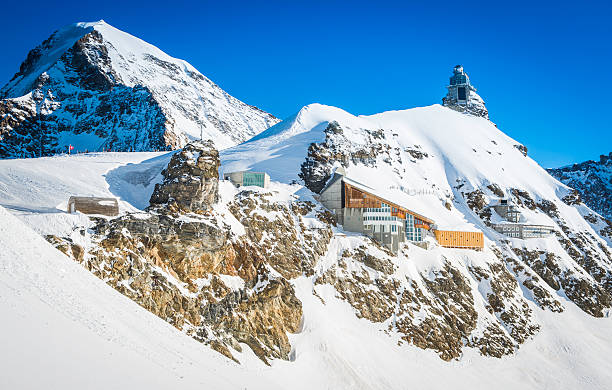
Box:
[434,230,484,250]
[343,182,434,230]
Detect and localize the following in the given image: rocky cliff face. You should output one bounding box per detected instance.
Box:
[47,141,332,363]
[0,21,279,158]
[548,153,612,221]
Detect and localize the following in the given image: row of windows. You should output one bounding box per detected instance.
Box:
[364,215,398,222]
[242,172,265,186]
[364,206,391,212]
[450,75,468,85]
[502,226,520,232]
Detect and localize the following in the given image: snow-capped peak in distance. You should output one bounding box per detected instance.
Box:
[0,20,279,158]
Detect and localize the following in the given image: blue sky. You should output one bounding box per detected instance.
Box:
[1,0,610,167]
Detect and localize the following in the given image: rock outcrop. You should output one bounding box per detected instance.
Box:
[149,140,220,213]
[47,141,333,364]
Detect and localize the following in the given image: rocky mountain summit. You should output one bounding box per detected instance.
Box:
[0,21,279,158]
[548,153,612,222]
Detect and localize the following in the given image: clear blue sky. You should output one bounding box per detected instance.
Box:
[1,0,610,167]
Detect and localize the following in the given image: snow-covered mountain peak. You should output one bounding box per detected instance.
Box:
[224,103,547,198]
[0,21,279,158]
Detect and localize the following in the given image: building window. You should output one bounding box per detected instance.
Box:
[458,87,466,100]
[242,172,265,187]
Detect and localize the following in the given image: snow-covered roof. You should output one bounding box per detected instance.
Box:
[340,175,435,224]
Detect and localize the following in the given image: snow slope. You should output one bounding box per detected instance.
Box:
[0,205,281,389]
[222,103,574,230]
[0,20,279,157]
[224,103,551,194]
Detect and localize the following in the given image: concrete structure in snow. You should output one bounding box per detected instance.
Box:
[67,196,119,216]
[491,198,555,239]
[492,223,556,239]
[442,65,489,119]
[493,199,521,223]
[223,171,270,188]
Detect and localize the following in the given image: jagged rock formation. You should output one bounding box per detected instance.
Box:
[315,245,540,360]
[149,140,220,213]
[299,121,393,193]
[548,152,612,220]
[0,21,279,158]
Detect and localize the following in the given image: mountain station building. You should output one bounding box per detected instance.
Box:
[442,65,489,119]
[490,198,556,239]
[319,172,434,253]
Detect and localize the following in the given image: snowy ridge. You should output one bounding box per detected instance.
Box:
[0,20,279,158]
[223,103,564,228]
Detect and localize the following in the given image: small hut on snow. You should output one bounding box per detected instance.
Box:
[67,196,119,216]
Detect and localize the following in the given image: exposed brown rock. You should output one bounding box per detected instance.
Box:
[149,141,219,213]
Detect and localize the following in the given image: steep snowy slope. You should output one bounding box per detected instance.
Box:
[0,20,279,158]
[0,205,281,389]
[224,104,545,229]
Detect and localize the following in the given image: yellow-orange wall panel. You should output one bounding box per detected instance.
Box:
[434,230,484,249]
